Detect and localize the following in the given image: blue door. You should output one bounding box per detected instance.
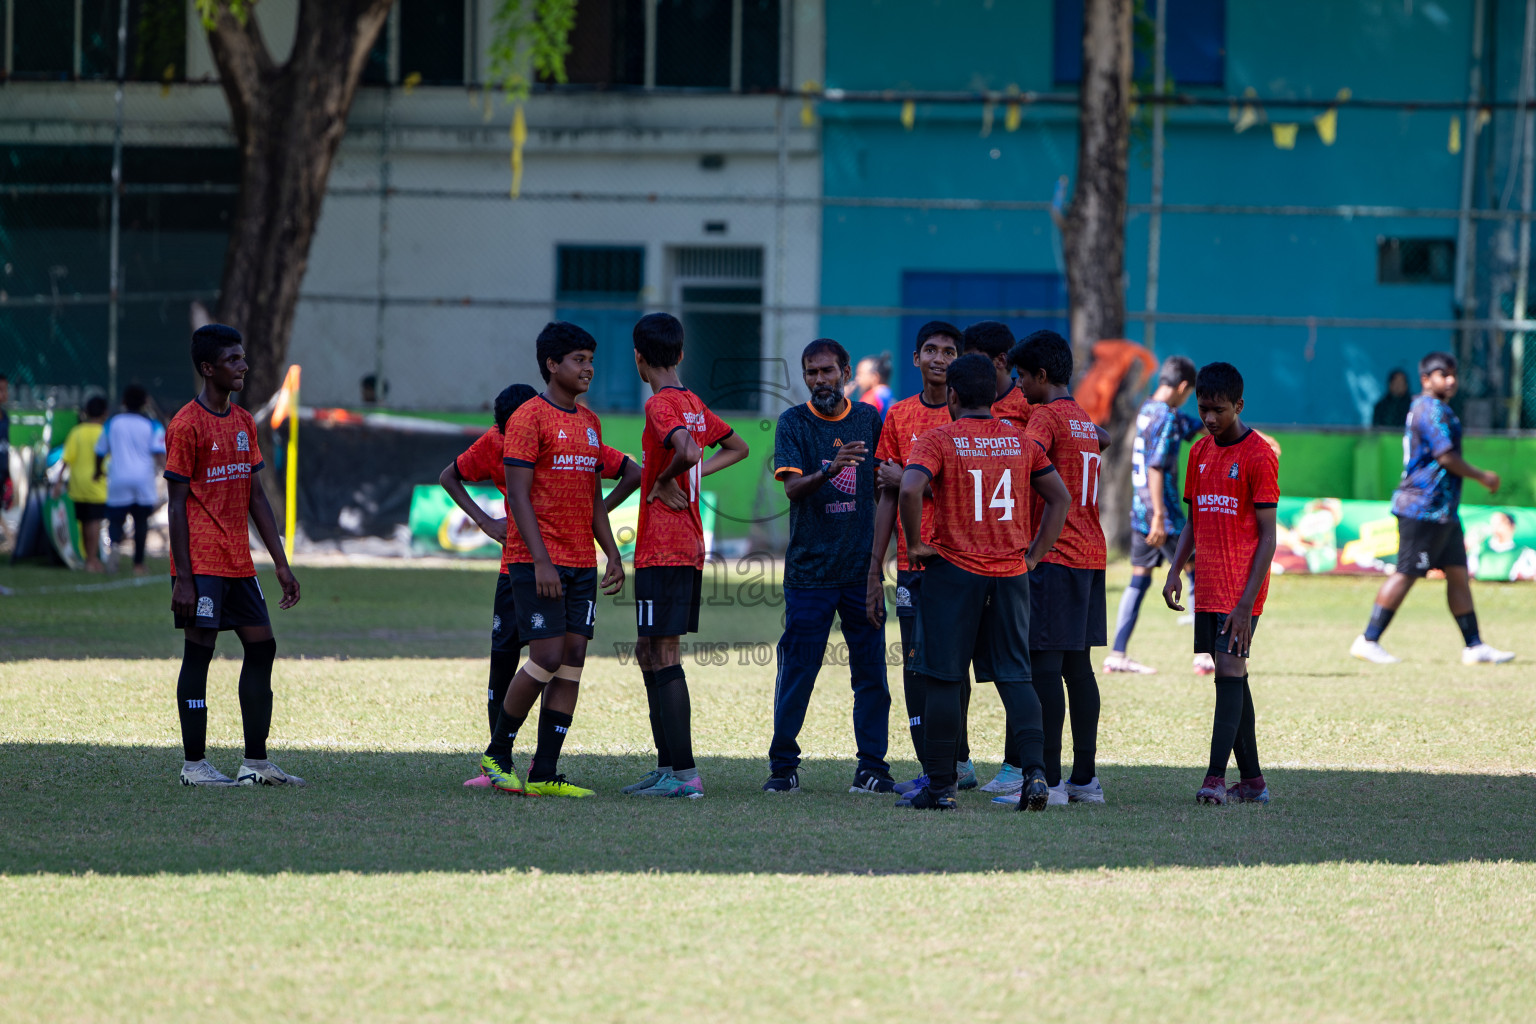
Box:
[898,271,1068,398]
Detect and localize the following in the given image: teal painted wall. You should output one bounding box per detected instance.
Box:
[821,0,1497,426]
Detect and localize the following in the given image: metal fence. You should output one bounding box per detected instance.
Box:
[5,75,1536,429]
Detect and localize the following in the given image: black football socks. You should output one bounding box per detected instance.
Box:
[1209,676,1245,777]
[1231,675,1261,780]
[486,708,527,761]
[956,678,972,764]
[994,681,1046,777]
[237,637,277,761]
[487,651,518,739]
[653,664,695,773]
[920,676,961,789]
[641,669,673,770]
[1455,612,1481,647]
[177,640,216,761]
[1364,604,1396,642]
[528,708,574,782]
[1030,650,1066,786]
[899,617,925,761]
[1062,649,1101,786]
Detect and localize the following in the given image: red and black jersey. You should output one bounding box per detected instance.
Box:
[163,398,264,577]
[1024,397,1106,570]
[907,415,1055,577]
[874,393,952,569]
[1183,429,1280,614]
[635,387,733,569]
[502,396,607,568]
[459,425,628,571]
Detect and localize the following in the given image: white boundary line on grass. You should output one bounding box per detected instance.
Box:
[0,575,163,597]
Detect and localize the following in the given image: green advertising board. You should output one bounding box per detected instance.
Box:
[408,485,717,561]
[1275,497,1536,581]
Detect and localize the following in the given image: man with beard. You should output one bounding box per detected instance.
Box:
[765,339,893,794]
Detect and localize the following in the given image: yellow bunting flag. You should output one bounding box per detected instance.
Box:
[901,100,915,131]
[402,71,422,95]
[509,105,527,199]
[801,80,819,127]
[1272,123,1298,149]
[1314,108,1337,146]
[1235,87,1259,133]
[1450,115,1462,154]
[1005,102,1022,132]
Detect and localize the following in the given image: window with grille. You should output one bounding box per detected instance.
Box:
[560,0,781,92]
[1377,238,1455,285]
[6,0,185,81]
[555,246,647,411]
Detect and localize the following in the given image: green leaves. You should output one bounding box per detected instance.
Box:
[194,0,253,30]
[487,0,578,102]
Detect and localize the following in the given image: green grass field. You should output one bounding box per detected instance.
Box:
[1,558,1533,1023]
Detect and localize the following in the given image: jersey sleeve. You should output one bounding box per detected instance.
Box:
[1422,402,1457,458]
[907,429,945,480]
[1250,444,1280,507]
[248,423,265,473]
[773,412,806,479]
[600,444,630,479]
[1182,444,1198,506]
[1150,411,1182,470]
[874,408,899,464]
[1027,439,1057,479]
[455,432,498,483]
[1023,407,1056,459]
[502,405,541,468]
[648,391,690,449]
[94,422,111,457]
[163,419,197,483]
[150,422,166,455]
[702,405,733,448]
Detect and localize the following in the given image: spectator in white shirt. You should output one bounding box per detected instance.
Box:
[95,384,166,574]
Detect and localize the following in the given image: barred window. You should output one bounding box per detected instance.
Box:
[1377,238,1455,285]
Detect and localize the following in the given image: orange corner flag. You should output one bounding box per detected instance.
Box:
[271,364,301,428]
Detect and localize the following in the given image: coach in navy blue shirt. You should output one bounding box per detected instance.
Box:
[764,339,893,794]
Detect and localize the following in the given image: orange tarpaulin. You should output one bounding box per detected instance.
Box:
[1072,340,1157,425]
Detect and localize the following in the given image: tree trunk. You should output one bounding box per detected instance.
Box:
[1059,0,1139,553]
[206,0,393,410]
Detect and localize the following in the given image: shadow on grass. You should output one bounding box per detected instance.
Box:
[3,745,1532,875]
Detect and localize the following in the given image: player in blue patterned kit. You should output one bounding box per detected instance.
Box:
[1105,356,1208,676]
[1351,352,1515,666]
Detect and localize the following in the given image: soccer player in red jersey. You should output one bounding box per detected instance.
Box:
[163,324,303,787]
[1007,330,1109,807]
[866,321,960,789]
[897,354,1071,811]
[621,313,750,799]
[441,383,639,788]
[963,320,1034,430]
[479,322,626,799]
[1162,362,1279,806]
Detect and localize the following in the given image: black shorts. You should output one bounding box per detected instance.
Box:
[1129,529,1181,569]
[74,500,107,522]
[507,562,598,640]
[634,565,704,637]
[490,572,525,654]
[172,575,271,631]
[912,555,1032,684]
[1193,611,1260,657]
[1029,563,1108,650]
[894,569,922,620]
[1396,515,1467,577]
